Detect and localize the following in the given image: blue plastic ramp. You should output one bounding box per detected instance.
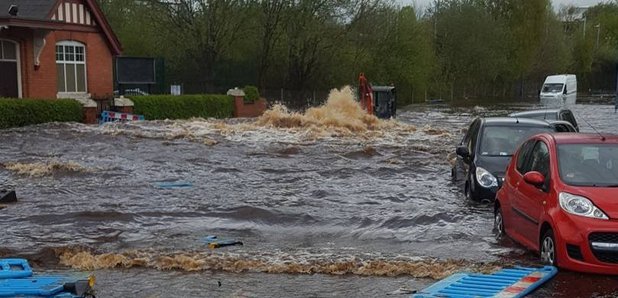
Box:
[0,259,32,279]
[412,266,557,298]
[0,276,67,297]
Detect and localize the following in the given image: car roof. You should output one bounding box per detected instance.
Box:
[372,86,395,92]
[536,133,618,144]
[508,109,565,117]
[481,117,553,127]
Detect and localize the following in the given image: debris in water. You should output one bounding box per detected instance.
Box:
[203,137,218,146]
[56,248,504,280]
[153,181,193,189]
[204,235,243,249]
[387,286,417,295]
[4,160,90,177]
[0,189,17,203]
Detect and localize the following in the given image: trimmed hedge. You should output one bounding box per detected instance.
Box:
[131,94,234,120]
[243,85,260,102]
[0,98,83,129]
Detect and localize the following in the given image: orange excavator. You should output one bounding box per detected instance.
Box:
[358,73,396,119]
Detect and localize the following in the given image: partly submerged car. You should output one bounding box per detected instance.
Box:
[509,108,579,132]
[495,133,618,274]
[452,117,561,202]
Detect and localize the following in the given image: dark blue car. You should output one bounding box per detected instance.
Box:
[452,117,564,202]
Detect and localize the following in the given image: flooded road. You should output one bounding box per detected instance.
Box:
[1,89,617,297]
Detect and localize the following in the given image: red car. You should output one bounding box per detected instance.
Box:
[495,132,618,274]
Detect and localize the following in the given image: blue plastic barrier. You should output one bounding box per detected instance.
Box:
[412,266,557,298]
[0,259,32,279]
[0,259,94,297]
[100,110,145,124]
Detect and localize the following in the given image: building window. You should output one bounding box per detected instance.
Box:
[56,41,86,93]
[0,40,17,61]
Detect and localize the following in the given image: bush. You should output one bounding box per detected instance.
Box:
[131,94,234,120]
[0,98,83,129]
[243,85,260,102]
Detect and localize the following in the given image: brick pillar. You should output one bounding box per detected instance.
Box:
[233,96,244,117]
[227,88,268,117]
[72,98,98,124]
[114,96,135,114]
[82,107,97,124]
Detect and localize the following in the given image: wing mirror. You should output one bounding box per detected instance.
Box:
[456,146,470,158]
[523,171,545,188]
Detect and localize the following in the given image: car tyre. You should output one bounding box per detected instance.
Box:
[494,207,505,238]
[541,229,557,266]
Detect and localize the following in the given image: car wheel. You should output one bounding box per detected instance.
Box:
[494,207,505,238]
[541,229,557,266]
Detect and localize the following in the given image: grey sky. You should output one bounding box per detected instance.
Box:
[401,0,610,12]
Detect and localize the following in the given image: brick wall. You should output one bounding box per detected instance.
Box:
[0,27,114,99]
[234,97,268,118]
[47,30,114,99]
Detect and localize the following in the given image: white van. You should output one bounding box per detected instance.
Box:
[539,74,577,106]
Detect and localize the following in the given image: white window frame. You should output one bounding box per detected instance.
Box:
[0,39,22,98]
[56,40,88,96]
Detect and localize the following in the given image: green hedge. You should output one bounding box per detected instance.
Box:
[243,85,260,102]
[131,94,234,120]
[0,98,83,129]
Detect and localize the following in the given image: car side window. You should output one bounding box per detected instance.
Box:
[461,121,473,145]
[516,140,536,174]
[465,119,480,154]
[529,141,550,178]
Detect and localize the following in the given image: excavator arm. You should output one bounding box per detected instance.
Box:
[358,72,373,115]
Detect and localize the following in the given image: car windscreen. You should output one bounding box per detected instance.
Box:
[558,144,618,187]
[516,112,559,121]
[479,125,552,156]
[542,83,563,93]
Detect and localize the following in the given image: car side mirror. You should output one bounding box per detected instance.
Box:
[456,146,470,158]
[523,171,545,188]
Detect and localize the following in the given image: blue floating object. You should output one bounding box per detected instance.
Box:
[153,181,193,189]
[0,259,94,297]
[204,235,243,249]
[0,259,32,279]
[412,265,557,298]
[0,276,67,297]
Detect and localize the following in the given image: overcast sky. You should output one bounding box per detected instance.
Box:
[401,0,610,12]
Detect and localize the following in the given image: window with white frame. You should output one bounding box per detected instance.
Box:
[56,41,86,93]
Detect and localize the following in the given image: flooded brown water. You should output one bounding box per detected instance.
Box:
[0,90,617,297]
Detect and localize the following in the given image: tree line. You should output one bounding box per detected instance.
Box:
[99,0,618,107]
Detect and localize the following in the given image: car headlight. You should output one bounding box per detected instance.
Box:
[476,167,498,188]
[559,192,608,220]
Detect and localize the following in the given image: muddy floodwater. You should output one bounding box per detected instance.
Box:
[1,90,617,297]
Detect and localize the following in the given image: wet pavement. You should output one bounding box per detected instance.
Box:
[0,91,617,297]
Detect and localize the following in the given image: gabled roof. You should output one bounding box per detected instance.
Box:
[0,0,122,55]
[0,0,56,19]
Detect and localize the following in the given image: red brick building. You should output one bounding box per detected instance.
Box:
[0,0,121,99]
